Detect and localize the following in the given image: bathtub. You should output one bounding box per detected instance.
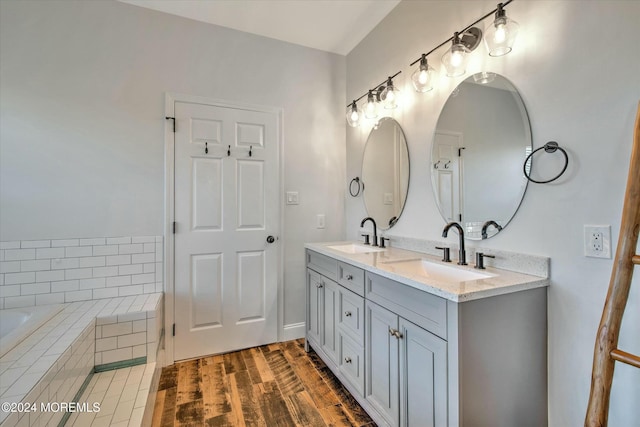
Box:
[0,305,64,358]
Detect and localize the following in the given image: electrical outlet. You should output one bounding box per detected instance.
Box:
[584,225,611,258]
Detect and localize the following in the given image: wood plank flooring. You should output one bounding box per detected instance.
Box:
[152,339,376,427]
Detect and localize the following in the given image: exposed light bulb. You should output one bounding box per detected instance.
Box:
[418,70,428,84]
[484,4,519,57]
[494,21,507,44]
[350,110,359,122]
[451,50,464,67]
[411,54,435,93]
[346,101,360,127]
[364,90,379,119]
[442,34,470,77]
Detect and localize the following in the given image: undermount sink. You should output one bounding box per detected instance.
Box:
[327,243,386,254]
[384,259,495,282]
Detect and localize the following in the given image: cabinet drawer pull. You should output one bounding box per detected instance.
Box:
[394,330,404,339]
[344,357,352,364]
[389,328,396,336]
[346,274,353,280]
[345,311,352,317]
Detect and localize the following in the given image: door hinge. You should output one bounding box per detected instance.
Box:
[172,323,176,336]
[172,221,176,234]
[165,116,176,132]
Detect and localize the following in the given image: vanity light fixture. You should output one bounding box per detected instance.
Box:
[411,54,436,92]
[346,100,361,127]
[442,32,472,77]
[345,70,402,126]
[381,76,399,109]
[364,90,379,119]
[484,2,519,56]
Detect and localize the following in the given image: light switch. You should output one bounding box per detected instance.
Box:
[317,214,325,229]
[286,191,299,205]
[384,193,393,205]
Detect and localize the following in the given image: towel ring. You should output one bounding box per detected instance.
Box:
[523,141,568,184]
[349,177,364,197]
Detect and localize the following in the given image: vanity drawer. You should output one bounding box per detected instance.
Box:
[307,250,338,281]
[339,332,365,397]
[338,287,364,345]
[365,271,447,339]
[337,261,365,296]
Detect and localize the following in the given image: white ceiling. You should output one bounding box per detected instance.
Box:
[119,0,401,55]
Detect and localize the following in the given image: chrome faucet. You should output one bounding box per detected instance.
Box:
[442,222,467,265]
[481,220,503,239]
[360,217,378,246]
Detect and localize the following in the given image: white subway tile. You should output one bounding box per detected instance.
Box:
[101,348,133,365]
[93,245,119,256]
[5,272,36,284]
[35,247,65,259]
[143,243,155,253]
[96,337,118,352]
[79,238,106,246]
[4,295,35,308]
[0,298,4,309]
[79,256,106,268]
[0,261,21,273]
[146,343,157,363]
[118,244,143,255]
[143,263,155,274]
[51,257,79,270]
[131,273,154,285]
[65,290,92,303]
[0,241,20,249]
[36,270,65,282]
[132,236,155,244]
[21,282,50,295]
[96,315,118,326]
[65,246,93,258]
[106,237,131,245]
[143,283,156,294]
[118,285,143,297]
[51,280,79,292]
[36,293,65,305]
[51,239,79,247]
[79,278,106,290]
[0,284,21,297]
[117,332,146,348]
[20,259,51,272]
[4,249,35,261]
[102,322,132,337]
[132,344,146,359]
[132,319,146,333]
[118,312,146,322]
[105,255,131,266]
[118,264,142,275]
[132,253,154,264]
[106,276,131,287]
[92,266,119,278]
[93,288,119,300]
[20,240,51,249]
[65,268,93,280]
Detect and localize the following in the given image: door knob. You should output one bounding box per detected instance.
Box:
[266,235,276,243]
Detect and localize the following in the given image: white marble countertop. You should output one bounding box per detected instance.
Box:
[305,242,549,303]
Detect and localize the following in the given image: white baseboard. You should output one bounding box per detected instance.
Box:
[282,322,305,341]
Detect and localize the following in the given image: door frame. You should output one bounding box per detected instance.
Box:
[164,92,284,365]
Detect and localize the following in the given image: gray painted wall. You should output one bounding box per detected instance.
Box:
[0,0,346,329]
[346,1,639,426]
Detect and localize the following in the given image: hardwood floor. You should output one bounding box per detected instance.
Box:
[152,339,376,427]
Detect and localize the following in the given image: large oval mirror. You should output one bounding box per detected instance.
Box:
[362,117,410,230]
[431,73,531,239]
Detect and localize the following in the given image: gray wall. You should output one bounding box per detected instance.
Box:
[0,0,346,329]
[346,1,639,426]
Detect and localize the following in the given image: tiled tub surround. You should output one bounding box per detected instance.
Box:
[0,236,163,310]
[0,294,163,427]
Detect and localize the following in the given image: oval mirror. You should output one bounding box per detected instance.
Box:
[362,117,410,230]
[431,73,531,239]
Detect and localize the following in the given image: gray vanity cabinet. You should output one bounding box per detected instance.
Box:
[365,300,447,427]
[305,268,339,365]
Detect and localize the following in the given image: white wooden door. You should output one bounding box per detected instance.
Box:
[433,131,463,223]
[173,100,279,361]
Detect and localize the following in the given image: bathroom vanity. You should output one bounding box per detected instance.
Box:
[304,242,548,427]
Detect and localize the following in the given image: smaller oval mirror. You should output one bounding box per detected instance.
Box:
[362,117,410,230]
[431,73,531,239]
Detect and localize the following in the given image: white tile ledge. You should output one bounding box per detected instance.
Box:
[0,293,162,427]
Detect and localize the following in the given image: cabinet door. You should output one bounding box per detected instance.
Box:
[322,278,339,364]
[366,301,400,427]
[399,318,447,427]
[306,269,323,346]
